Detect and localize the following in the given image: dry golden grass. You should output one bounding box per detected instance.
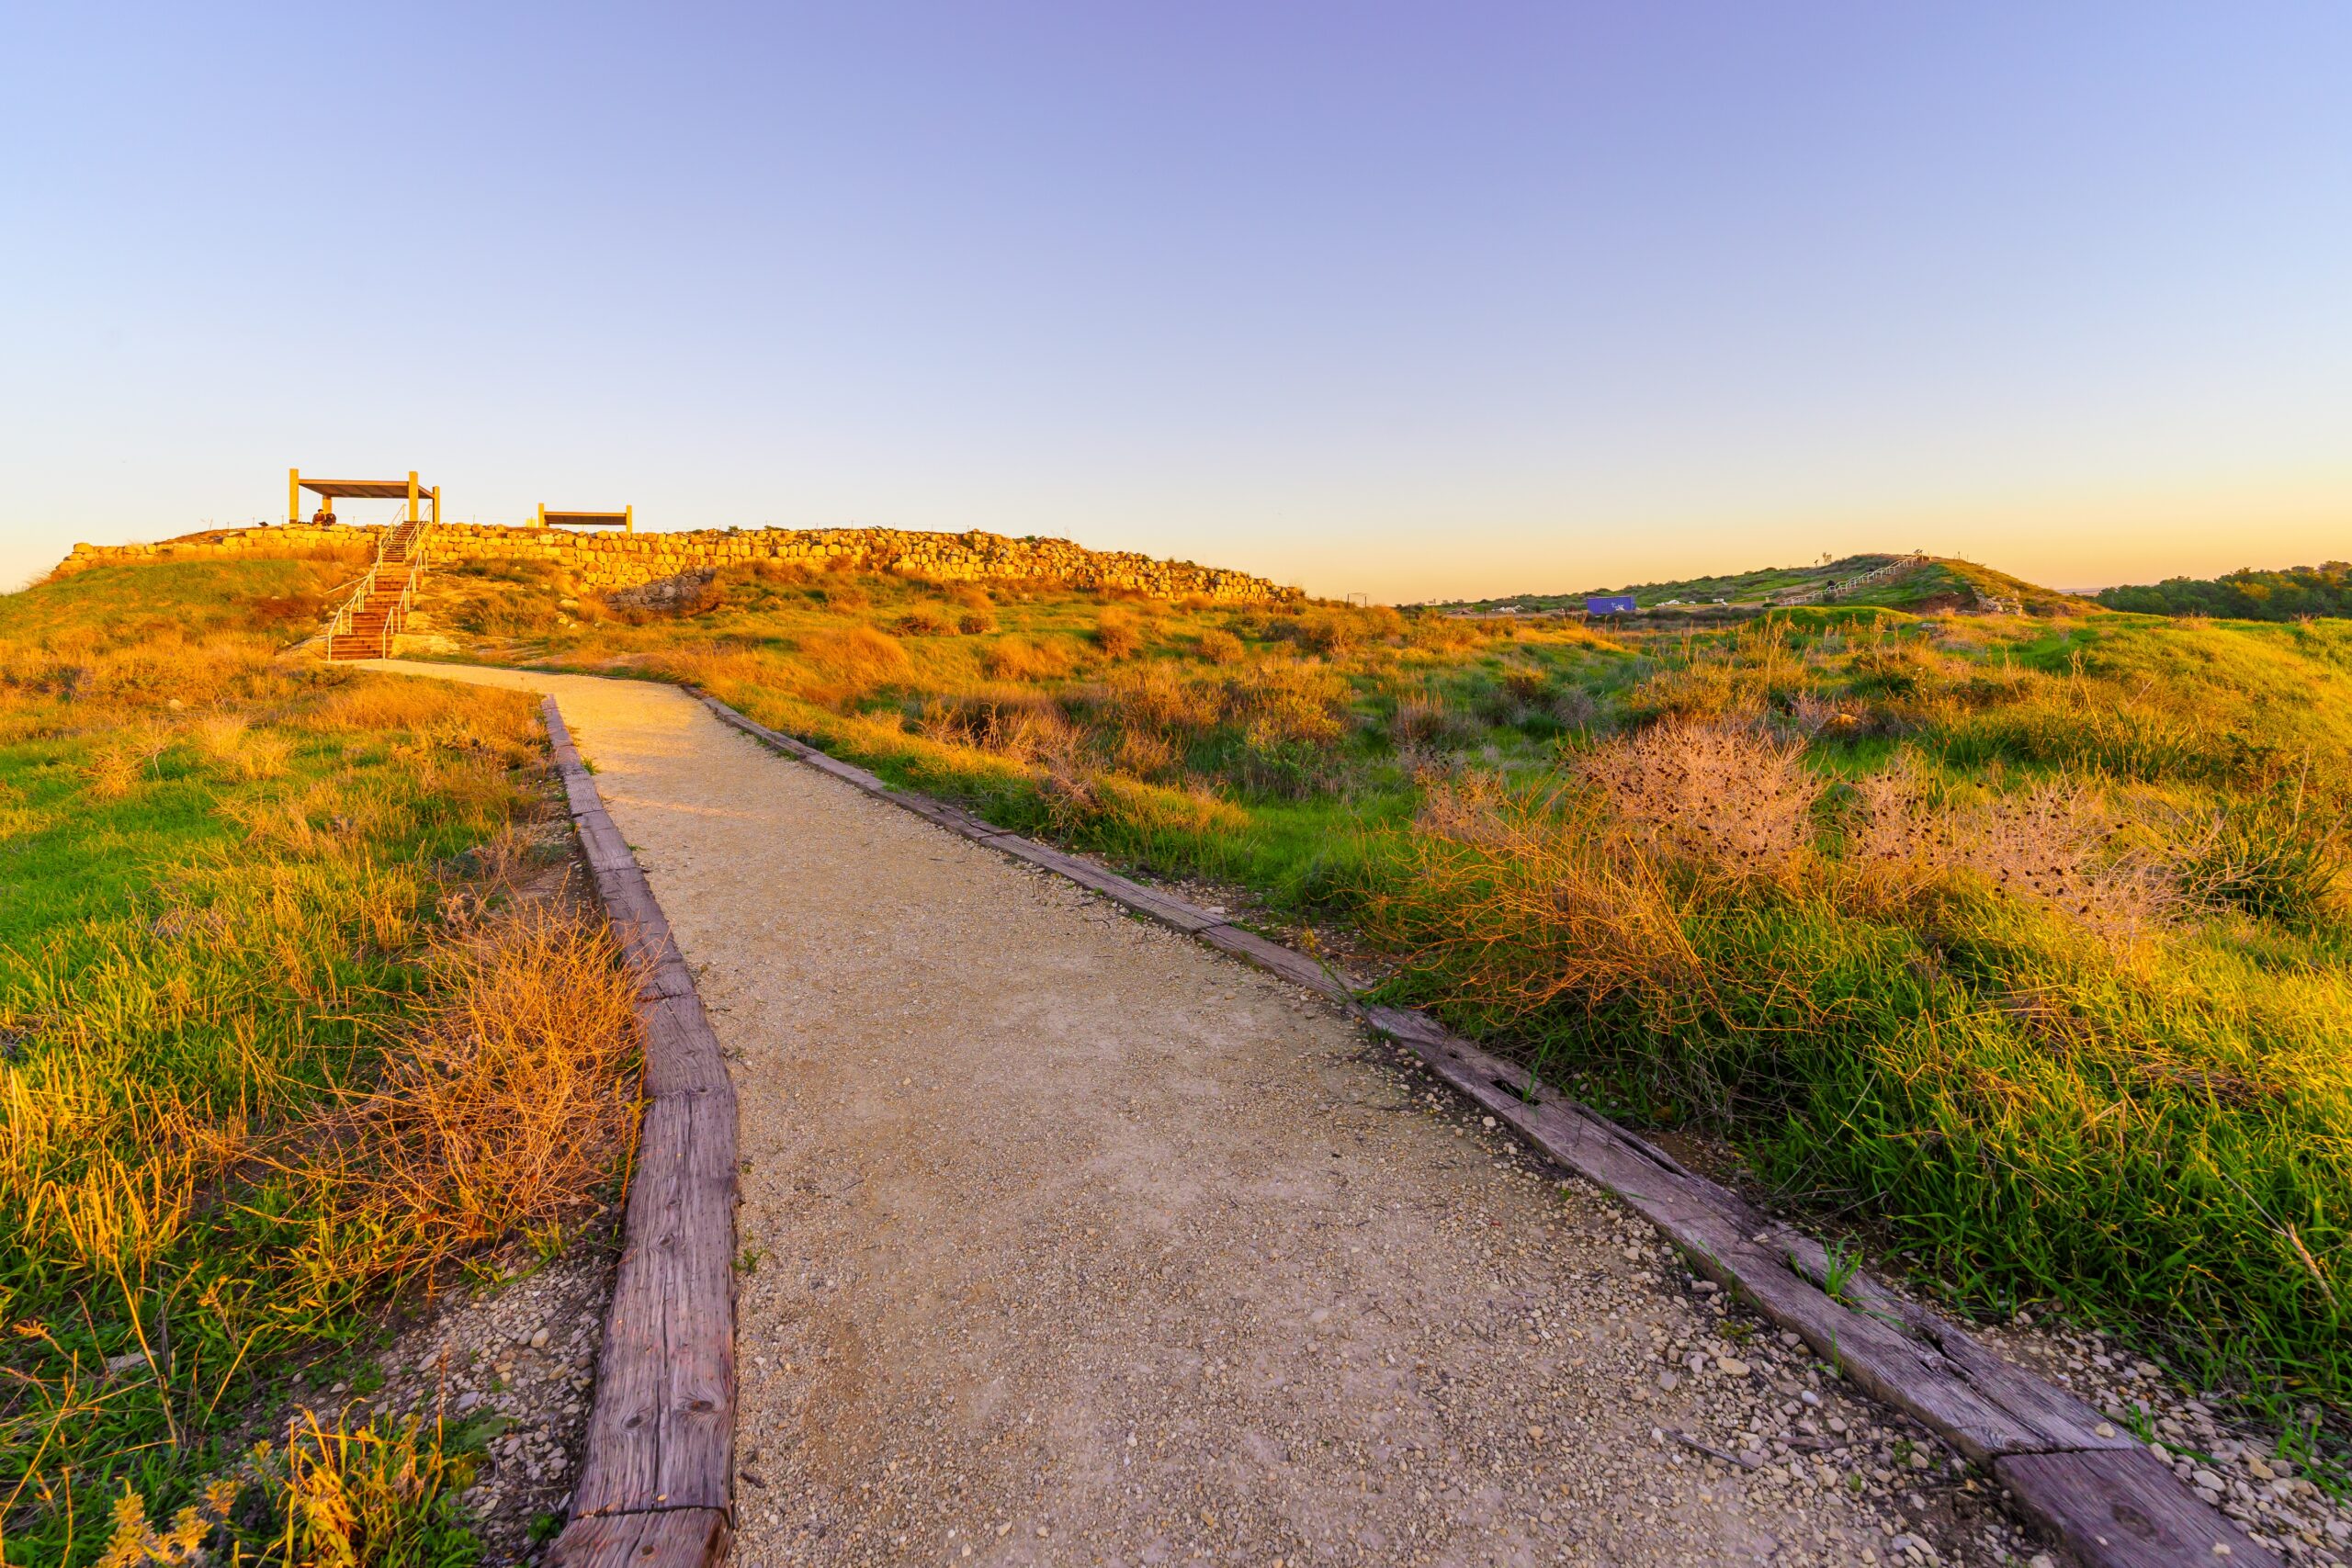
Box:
[288,901,642,1292]
[794,625,910,699]
[1195,627,1245,665]
[982,635,1075,681]
[1373,772,1706,1023]
[1093,606,1144,659]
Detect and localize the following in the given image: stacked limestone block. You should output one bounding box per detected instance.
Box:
[57,523,1300,604]
[55,524,373,574]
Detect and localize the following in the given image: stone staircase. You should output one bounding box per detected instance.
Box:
[323,517,432,660]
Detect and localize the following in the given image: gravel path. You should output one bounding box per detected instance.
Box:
[368,663,2031,1568]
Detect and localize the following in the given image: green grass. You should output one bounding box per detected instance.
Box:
[0,561,637,1566]
[1421,552,2083,618]
[1427,552,1907,611]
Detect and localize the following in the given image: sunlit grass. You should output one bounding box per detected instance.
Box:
[420,556,2352,1428]
[0,561,641,1566]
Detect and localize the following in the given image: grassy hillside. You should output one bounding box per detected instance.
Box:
[0,562,639,1565]
[1429,552,2081,616]
[389,552,2352,1440]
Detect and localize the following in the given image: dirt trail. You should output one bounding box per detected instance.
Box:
[371,662,2018,1568]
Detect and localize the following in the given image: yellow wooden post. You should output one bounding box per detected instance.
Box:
[537,502,546,528]
[431,487,442,526]
[625,504,634,535]
[407,471,419,525]
[288,468,301,524]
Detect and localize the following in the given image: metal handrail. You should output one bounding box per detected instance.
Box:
[323,514,434,660]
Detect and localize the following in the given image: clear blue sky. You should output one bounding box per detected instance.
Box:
[4,2,2346,600]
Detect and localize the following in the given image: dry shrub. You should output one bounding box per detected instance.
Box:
[1195,628,1245,665]
[300,902,640,1283]
[1392,692,1475,749]
[899,602,957,635]
[1848,761,2177,937]
[1404,615,1487,655]
[1500,665,1550,704]
[820,581,871,610]
[1365,773,1705,1022]
[796,625,910,696]
[1551,686,1607,732]
[1579,720,1818,882]
[1228,660,1349,748]
[1113,728,1180,778]
[984,636,1074,682]
[1094,608,1144,659]
[956,604,999,635]
[752,558,808,585]
[915,686,1076,761]
[1091,663,1223,736]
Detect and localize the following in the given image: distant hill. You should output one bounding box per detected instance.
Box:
[1425,553,2080,616]
[2097,561,2351,621]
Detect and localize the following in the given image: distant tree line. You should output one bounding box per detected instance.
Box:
[2097,561,2352,620]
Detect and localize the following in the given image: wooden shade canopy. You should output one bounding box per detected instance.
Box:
[289,468,439,525]
[537,504,634,532]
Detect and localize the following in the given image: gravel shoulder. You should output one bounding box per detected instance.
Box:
[367,661,2036,1567]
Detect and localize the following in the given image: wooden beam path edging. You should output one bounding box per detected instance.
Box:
[542,697,737,1568]
[692,691,2276,1568]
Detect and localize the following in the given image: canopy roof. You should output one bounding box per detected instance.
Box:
[541,510,630,527]
[300,478,431,501]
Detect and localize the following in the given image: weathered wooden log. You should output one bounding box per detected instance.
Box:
[569,1089,737,1517]
[540,697,739,1564]
[547,1506,729,1568]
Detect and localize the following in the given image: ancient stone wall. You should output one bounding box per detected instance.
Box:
[53,523,373,575]
[54,522,1300,603]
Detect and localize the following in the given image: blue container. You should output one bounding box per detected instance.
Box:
[1586,594,1637,615]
